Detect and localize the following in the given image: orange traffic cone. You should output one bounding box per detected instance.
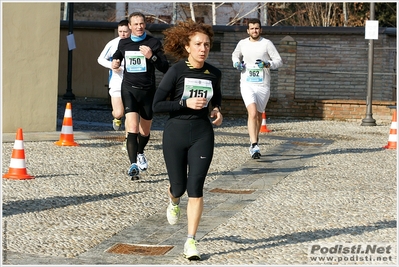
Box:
[260,112,272,133]
[384,110,397,149]
[55,102,79,146]
[3,128,34,180]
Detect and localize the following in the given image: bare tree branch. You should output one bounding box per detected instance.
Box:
[272,10,305,26]
[226,3,267,26]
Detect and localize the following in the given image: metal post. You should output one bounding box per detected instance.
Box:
[63,2,75,100]
[63,2,68,20]
[361,2,376,126]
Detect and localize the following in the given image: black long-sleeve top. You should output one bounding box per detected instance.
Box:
[153,60,222,120]
[112,35,169,88]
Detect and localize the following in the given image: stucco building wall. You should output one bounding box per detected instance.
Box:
[2,3,61,133]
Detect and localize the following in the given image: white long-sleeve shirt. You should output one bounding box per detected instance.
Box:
[97,36,124,90]
[232,37,283,87]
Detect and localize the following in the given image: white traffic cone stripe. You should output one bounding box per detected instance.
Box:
[13,140,24,149]
[64,109,72,117]
[388,134,397,142]
[10,158,27,168]
[61,126,74,134]
[391,122,397,128]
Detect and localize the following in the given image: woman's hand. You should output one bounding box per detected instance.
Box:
[186,97,208,110]
[210,108,223,126]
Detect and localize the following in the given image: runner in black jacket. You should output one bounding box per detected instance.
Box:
[152,19,223,261]
[112,12,169,180]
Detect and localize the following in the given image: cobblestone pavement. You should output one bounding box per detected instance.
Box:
[2,97,397,266]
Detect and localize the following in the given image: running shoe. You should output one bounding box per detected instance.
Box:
[128,163,140,180]
[183,238,201,260]
[166,200,181,225]
[249,144,261,159]
[112,118,122,131]
[137,153,148,171]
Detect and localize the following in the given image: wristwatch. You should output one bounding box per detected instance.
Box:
[151,55,157,62]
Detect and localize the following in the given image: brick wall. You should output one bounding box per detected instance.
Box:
[205,25,396,123]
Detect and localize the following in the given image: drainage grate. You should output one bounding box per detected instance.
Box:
[106,243,174,256]
[210,188,255,194]
[91,135,126,142]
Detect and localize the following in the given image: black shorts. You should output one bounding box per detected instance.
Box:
[121,83,155,120]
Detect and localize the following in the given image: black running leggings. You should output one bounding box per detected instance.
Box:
[163,118,214,198]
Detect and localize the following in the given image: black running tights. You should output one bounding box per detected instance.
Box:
[162,118,214,198]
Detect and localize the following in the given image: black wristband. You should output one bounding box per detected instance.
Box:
[179,99,186,108]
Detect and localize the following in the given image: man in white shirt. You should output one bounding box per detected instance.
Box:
[232,18,283,159]
[98,19,131,131]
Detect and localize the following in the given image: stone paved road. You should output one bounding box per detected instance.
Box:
[2,98,397,265]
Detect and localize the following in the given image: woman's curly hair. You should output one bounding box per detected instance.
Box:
[162,19,214,61]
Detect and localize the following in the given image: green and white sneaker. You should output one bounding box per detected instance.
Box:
[166,200,180,225]
[184,238,201,260]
